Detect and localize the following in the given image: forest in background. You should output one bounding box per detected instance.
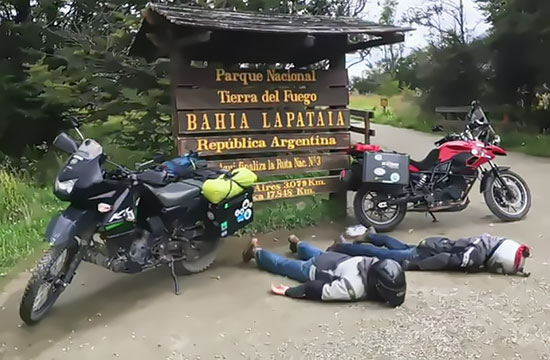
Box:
[0,0,368,273]
[352,0,550,137]
[2,0,550,169]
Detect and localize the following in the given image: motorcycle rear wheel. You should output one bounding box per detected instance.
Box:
[484,169,531,221]
[353,187,407,232]
[20,245,76,325]
[174,235,221,275]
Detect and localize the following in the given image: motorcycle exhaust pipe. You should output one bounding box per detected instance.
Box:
[384,195,424,206]
[84,248,129,273]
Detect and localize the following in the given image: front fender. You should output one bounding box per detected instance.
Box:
[480,166,511,193]
[45,207,97,247]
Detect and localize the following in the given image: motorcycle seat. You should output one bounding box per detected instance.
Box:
[147,180,202,208]
[410,149,440,171]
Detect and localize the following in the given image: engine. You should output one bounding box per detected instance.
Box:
[128,231,153,265]
[85,223,207,273]
[86,230,156,273]
[434,175,469,202]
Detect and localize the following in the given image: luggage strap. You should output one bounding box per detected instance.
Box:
[221,171,247,203]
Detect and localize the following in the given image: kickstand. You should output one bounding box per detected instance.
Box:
[428,211,438,223]
[169,261,181,295]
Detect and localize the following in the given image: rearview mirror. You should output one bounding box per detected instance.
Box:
[153,153,167,163]
[69,117,81,128]
[53,132,78,154]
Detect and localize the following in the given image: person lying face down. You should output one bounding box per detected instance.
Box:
[242,236,406,306]
[328,225,531,276]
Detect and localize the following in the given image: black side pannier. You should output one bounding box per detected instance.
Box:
[363,152,409,186]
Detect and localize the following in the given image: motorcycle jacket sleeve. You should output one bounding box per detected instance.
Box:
[285,281,324,300]
[409,253,453,270]
[284,278,357,301]
[409,245,486,271]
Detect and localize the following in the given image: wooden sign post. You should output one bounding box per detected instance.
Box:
[129,3,411,205]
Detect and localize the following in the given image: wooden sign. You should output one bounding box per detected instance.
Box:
[175,87,349,110]
[253,176,341,202]
[175,68,349,88]
[177,109,350,134]
[178,132,350,156]
[210,153,349,175]
[172,64,353,202]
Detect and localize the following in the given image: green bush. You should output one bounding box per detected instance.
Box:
[0,217,51,275]
[0,169,62,274]
[350,93,434,132]
[0,169,60,224]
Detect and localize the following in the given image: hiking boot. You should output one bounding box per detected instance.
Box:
[288,234,300,254]
[352,226,377,244]
[242,238,259,263]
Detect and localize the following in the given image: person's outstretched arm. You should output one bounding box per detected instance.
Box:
[282,278,356,301]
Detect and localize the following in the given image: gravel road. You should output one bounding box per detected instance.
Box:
[1,124,549,360]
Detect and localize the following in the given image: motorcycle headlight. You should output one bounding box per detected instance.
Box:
[493,135,501,146]
[55,178,77,195]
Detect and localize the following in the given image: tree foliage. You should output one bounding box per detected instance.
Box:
[352,0,550,132]
[1,0,368,161]
[478,0,550,108]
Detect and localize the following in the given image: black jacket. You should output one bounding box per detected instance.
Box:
[285,252,376,301]
[407,233,504,271]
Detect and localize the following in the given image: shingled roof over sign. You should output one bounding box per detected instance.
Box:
[130,3,413,65]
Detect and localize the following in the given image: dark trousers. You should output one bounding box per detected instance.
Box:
[331,234,418,263]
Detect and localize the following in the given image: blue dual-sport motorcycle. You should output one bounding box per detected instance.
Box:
[20,119,254,325]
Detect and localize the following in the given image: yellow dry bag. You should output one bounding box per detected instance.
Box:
[201,168,257,204]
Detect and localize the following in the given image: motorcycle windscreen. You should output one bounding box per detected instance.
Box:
[363,152,410,185]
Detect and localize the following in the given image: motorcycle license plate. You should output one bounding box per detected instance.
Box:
[207,188,254,237]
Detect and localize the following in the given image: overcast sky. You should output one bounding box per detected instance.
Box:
[346,0,491,78]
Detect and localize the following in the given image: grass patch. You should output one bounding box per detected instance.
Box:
[0,169,63,276]
[501,132,550,157]
[241,195,340,235]
[350,93,434,133]
[0,218,51,276]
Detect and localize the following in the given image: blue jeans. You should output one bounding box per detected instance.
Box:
[255,242,323,283]
[331,234,418,263]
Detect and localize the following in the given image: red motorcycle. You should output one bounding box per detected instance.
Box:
[342,101,531,232]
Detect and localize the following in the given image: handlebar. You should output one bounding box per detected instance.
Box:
[435,101,501,146]
[105,153,167,177]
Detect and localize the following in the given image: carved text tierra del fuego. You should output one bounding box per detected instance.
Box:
[217,89,318,105]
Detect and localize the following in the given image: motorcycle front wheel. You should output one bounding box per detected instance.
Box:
[20,245,77,325]
[484,169,531,221]
[353,187,407,232]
